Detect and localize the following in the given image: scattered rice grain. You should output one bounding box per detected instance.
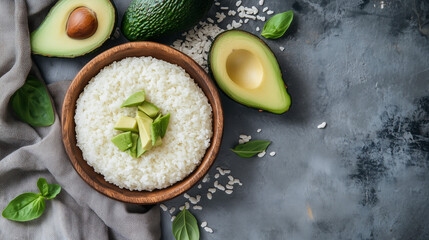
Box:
[228,10,237,16]
[202,174,210,183]
[189,197,199,204]
[256,15,266,21]
[214,181,225,191]
[317,122,327,129]
[160,204,168,211]
[169,207,176,214]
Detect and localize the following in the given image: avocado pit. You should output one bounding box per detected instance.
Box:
[66,7,98,39]
[226,49,263,89]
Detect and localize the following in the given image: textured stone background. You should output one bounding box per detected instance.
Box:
[35,0,429,239]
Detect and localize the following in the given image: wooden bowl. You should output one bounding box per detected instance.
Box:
[62,42,223,204]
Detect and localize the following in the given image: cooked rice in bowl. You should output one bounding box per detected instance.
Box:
[74,57,213,191]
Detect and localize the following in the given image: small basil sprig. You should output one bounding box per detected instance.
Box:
[172,209,199,240]
[231,140,271,158]
[261,10,294,39]
[9,75,55,127]
[2,178,61,222]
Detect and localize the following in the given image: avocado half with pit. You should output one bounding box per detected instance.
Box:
[30,0,116,58]
[209,30,291,114]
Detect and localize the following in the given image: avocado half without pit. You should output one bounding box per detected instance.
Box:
[209,30,291,114]
[30,0,116,58]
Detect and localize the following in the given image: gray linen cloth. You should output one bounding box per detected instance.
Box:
[0,0,161,239]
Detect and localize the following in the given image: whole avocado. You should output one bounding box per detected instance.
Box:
[122,0,214,41]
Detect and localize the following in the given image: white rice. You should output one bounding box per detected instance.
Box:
[75,56,213,191]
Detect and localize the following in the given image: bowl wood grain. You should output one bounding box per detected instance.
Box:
[62,41,223,204]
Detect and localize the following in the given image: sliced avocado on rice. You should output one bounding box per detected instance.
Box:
[150,119,162,146]
[111,131,133,151]
[121,91,145,107]
[114,116,138,132]
[136,137,145,157]
[112,90,170,157]
[136,111,153,151]
[126,133,139,157]
[138,101,159,118]
[158,113,170,138]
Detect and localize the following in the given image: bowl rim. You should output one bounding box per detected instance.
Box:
[61,41,223,204]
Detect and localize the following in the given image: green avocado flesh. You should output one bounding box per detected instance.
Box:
[138,101,159,118]
[209,30,291,114]
[111,131,133,151]
[126,133,139,158]
[121,91,145,107]
[136,137,145,157]
[114,116,138,132]
[121,0,214,41]
[30,0,115,58]
[111,91,170,157]
[136,111,153,151]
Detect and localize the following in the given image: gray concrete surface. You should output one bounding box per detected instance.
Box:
[34,0,429,239]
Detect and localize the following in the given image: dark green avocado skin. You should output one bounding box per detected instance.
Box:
[122,0,214,41]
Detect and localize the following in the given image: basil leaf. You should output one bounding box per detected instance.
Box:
[9,75,54,127]
[37,178,49,197]
[261,10,294,39]
[231,140,271,158]
[45,183,61,200]
[2,193,45,222]
[172,209,199,240]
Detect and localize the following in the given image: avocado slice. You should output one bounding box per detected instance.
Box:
[209,30,291,114]
[30,0,116,58]
[126,133,139,157]
[111,131,133,151]
[122,0,213,41]
[136,137,146,157]
[158,113,170,138]
[135,111,153,151]
[150,120,162,146]
[121,91,145,107]
[138,101,159,118]
[114,116,138,132]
